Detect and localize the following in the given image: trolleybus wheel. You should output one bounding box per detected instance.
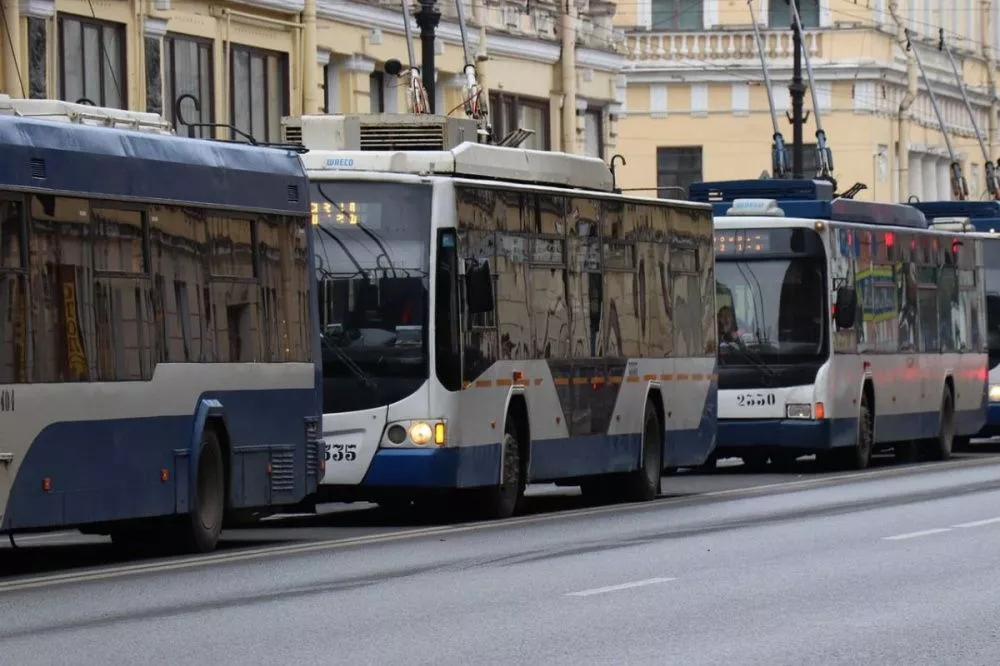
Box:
[843,392,874,471]
[477,429,524,520]
[922,387,955,462]
[619,400,663,502]
[183,428,225,553]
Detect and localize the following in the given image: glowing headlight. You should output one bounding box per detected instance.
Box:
[786,403,811,419]
[408,422,433,445]
[989,384,1000,402]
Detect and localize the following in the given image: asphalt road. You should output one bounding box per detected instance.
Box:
[3,453,1000,665]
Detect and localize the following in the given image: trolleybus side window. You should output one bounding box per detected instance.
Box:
[0,196,27,383]
[92,206,154,380]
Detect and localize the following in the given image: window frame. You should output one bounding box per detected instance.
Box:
[651,0,705,31]
[57,13,127,108]
[655,146,703,199]
[163,33,215,139]
[228,43,290,143]
[489,91,552,151]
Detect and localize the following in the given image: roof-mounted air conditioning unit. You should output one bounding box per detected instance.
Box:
[281,113,480,151]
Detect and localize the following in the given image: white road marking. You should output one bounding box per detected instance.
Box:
[7,531,81,543]
[2,454,998,594]
[882,528,952,541]
[952,516,1000,529]
[567,577,677,597]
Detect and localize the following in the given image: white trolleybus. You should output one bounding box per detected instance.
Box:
[906,200,1000,441]
[285,114,719,518]
[690,179,987,470]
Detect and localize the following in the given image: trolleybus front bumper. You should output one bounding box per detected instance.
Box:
[717,417,855,454]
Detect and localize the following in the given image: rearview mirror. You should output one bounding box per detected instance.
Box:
[834,286,857,330]
[465,260,494,314]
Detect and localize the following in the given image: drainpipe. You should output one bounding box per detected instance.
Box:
[303,0,320,114]
[889,0,916,200]
[560,0,577,153]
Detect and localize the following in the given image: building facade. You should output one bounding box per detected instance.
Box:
[0,0,625,156]
[617,0,1000,203]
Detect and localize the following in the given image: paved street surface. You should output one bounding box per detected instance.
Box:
[3,451,1000,664]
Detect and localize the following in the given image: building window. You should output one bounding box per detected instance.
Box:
[145,37,162,115]
[583,108,604,159]
[230,45,289,143]
[656,146,702,198]
[28,18,46,99]
[370,71,385,113]
[769,0,820,29]
[490,92,551,151]
[652,0,703,30]
[165,35,214,138]
[58,15,126,108]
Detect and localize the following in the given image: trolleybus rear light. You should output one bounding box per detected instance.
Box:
[160,469,169,482]
[434,423,446,446]
[41,477,51,492]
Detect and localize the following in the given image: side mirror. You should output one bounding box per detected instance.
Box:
[834,286,857,330]
[465,260,494,314]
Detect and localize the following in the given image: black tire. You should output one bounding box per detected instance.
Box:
[183,428,226,553]
[476,426,525,520]
[618,400,663,502]
[845,391,875,470]
[821,392,873,471]
[922,387,955,461]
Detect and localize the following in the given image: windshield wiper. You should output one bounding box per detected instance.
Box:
[321,336,379,391]
[721,337,777,386]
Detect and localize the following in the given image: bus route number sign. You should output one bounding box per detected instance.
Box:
[325,442,358,462]
[735,392,776,408]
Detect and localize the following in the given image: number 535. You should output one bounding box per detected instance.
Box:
[325,443,358,462]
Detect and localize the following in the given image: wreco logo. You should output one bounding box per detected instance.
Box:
[325,158,355,168]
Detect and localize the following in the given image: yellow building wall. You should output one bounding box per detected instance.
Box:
[618,15,1000,202]
[0,0,623,155]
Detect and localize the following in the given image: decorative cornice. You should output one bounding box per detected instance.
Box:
[316,0,623,73]
[232,0,304,14]
[143,16,169,39]
[19,0,54,19]
[624,61,996,109]
[341,53,376,73]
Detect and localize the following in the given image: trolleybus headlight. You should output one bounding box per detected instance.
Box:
[989,384,1000,402]
[786,403,812,419]
[386,424,408,445]
[409,422,433,445]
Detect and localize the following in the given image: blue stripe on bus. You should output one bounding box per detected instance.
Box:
[717,407,986,453]
[362,380,719,488]
[1,388,314,532]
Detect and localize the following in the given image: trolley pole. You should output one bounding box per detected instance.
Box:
[415,0,441,113]
[788,0,806,178]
